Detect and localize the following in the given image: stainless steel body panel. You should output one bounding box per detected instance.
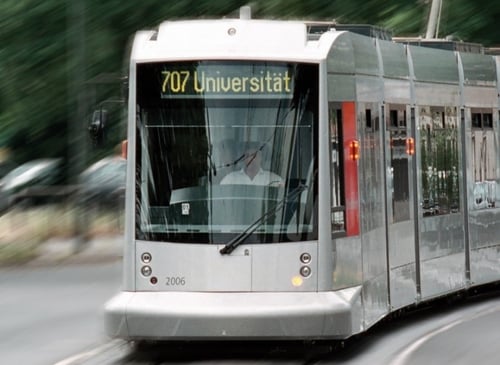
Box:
[382,45,417,310]
[414,83,460,106]
[420,252,467,297]
[384,79,411,104]
[463,86,497,107]
[356,76,383,102]
[361,227,390,325]
[135,241,252,292]
[470,246,500,285]
[105,287,362,340]
[469,210,500,285]
[318,59,336,291]
[359,101,390,325]
[333,236,363,289]
[135,242,320,293]
[463,91,500,286]
[419,214,466,298]
[252,242,319,291]
[388,220,417,309]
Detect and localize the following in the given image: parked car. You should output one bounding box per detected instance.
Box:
[78,156,126,209]
[0,160,17,180]
[0,158,64,212]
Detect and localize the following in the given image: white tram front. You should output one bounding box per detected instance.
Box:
[105,11,500,340]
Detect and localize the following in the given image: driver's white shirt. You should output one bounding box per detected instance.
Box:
[220,168,283,186]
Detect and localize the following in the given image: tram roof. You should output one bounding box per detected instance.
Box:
[131,18,342,62]
[130,8,491,72]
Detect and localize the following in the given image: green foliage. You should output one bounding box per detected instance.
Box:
[0,0,499,177]
[0,2,68,162]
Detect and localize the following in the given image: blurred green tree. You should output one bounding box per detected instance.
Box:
[0,0,499,178]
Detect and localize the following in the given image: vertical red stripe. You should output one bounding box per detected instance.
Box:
[342,102,360,236]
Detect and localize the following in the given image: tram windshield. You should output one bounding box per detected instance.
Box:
[136,61,318,244]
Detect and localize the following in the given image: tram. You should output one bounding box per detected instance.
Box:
[104,8,500,340]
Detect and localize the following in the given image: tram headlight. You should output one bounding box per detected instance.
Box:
[141,265,152,277]
[141,252,152,263]
[300,252,311,264]
[300,266,311,277]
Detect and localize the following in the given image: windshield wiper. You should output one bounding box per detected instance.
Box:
[219,184,308,255]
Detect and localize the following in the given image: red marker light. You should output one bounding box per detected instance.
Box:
[349,140,360,160]
[406,137,415,155]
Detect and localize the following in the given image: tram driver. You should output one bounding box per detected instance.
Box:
[220,142,283,186]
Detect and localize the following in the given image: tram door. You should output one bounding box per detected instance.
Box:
[384,104,417,310]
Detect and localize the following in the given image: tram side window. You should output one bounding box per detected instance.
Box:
[419,106,460,216]
[329,106,345,233]
[471,110,497,209]
[388,107,410,222]
[362,107,385,231]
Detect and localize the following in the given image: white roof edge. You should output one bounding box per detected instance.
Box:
[130,19,342,62]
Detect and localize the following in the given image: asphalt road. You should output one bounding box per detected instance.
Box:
[0,261,122,365]
[2,259,500,365]
[325,291,500,365]
[80,290,500,365]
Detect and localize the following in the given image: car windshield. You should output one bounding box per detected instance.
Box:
[82,158,126,186]
[0,159,58,190]
[136,61,318,244]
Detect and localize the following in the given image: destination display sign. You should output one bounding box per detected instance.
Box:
[159,63,295,99]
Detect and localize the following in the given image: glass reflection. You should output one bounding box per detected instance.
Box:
[419,106,460,216]
[471,110,497,209]
[135,61,318,244]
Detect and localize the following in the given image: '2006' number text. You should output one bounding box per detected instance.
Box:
[166,276,186,286]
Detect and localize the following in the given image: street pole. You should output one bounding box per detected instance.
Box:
[425,0,442,39]
[67,0,88,250]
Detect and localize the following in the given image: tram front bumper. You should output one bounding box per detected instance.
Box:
[104,288,361,340]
